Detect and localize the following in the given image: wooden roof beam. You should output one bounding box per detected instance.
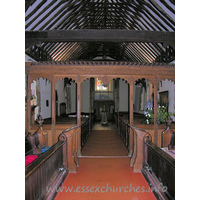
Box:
[25,29,175,50]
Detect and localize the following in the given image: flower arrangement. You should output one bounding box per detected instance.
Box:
[144,106,174,124]
[157,106,168,124]
[145,107,154,124]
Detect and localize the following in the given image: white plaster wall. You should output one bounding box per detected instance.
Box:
[134,84,141,113]
[70,82,77,113]
[30,80,38,120]
[81,79,90,112]
[25,54,36,62]
[158,80,175,121]
[39,78,51,119]
[56,79,65,116]
[119,79,128,111]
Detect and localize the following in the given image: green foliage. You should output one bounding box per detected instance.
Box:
[144,107,154,124]
[144,106,175,124]
[157,106,168,123]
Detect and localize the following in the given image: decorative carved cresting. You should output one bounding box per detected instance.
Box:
[30,61,175,68]
[26,61,175,80]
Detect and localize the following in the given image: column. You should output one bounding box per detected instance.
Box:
[154,77,158,145]
[51,77,56,145]
[27,76,31,131]
[77,80,82,156]
[128,79,134,156]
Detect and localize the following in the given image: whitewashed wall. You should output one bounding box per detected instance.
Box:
[39,79,51,119]
[81,79,90,113]
[56,79,65,116]
[158,80,175,121]
[119,79,128,111]
[70,82,77,113]
[30,80,38,120]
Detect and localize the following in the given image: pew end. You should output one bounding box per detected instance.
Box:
[161,125,175,150]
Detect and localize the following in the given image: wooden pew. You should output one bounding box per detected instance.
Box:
[27,115,50,155]
[25,132,33,156]
[25,113,83,199]
[25,123,81,199]
[25,132,39,167]
[25,141,68,200]
[142,139,175,200]
[161,116,175,149]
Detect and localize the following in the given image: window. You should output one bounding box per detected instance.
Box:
[94,78,114,100]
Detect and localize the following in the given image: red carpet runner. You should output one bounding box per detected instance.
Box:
[81,130,128,156]
[54,130,156,199]
[55,158,156,200]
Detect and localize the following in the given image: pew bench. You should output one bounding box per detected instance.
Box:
[25,141,68,200]
[142,139,175,200]
[25,126,50,167]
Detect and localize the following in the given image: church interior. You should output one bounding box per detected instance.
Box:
[24,0,177,199]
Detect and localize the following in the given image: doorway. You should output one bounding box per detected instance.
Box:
[94,100,115,121]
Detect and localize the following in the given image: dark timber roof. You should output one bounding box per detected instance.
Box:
[25,0,175,63]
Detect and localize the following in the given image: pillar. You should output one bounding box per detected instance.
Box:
[128,79,134,156]
[154,77,158,145]
[77,80,82,156]
[27,75,31,131]
[51,77,56,145]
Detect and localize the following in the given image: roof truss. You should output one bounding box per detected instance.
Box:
[25,29,174,50]
[25,0,175,63]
